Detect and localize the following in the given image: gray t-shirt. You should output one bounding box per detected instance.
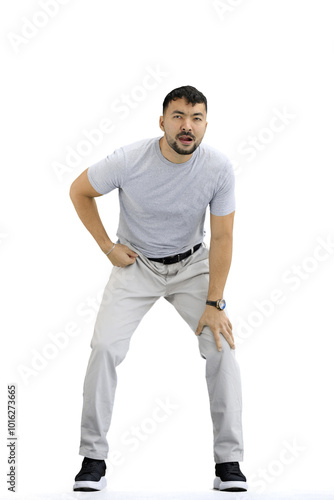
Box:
[87,136,235,258]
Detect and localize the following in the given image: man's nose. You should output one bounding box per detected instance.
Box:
[181,119,192,131]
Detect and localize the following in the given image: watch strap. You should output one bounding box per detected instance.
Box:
[206,299,226,310]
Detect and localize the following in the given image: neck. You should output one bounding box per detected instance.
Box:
[159,136,193,164]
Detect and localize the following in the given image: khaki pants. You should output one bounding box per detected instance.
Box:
[79,239,244,464]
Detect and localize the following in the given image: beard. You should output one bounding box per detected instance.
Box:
[165,132,202,156]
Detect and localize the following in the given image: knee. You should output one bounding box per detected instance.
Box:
[91,336,130,367]
[197,326,232,359]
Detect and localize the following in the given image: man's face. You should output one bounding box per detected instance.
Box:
[159,98,208,156]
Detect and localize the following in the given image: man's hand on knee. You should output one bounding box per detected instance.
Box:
[107,244,138,267]
[195,307,235,351]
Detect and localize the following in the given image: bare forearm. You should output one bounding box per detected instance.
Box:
[70,193,113,254]
[207,236,233,300]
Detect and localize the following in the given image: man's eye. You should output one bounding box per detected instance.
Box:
[194,117,202,121]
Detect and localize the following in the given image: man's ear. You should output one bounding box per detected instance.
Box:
[159,115,164,131]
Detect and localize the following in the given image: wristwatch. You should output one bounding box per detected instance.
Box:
[206,299,226,310]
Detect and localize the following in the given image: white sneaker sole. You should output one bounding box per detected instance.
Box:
[213,476,248,491]
[73,476,107,491]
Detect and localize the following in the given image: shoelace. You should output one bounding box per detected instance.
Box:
[223,462,240,473]
[217,461,242,478]
[75,458,106,482]
[81,459,104,475]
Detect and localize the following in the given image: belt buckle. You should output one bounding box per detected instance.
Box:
[177,254,181,262]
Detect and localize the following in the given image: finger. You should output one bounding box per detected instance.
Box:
[221,330,235,350]
[195,321,204,336]
[126,248,139,258]
[225,322,233,339]
[125,253,138,264]
[213,330,222,351]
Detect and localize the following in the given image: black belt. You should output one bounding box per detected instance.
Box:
[148,243,202,265]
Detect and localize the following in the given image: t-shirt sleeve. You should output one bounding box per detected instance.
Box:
[209,157,236,216]
[87,147,126,195]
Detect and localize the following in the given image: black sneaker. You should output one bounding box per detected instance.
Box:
[73,457,107,491]
[213,461,248,492]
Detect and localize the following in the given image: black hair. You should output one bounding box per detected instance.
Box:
[162,85,207,114]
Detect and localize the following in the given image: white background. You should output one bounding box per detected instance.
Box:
[1,0,334,498]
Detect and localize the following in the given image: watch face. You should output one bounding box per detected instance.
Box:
[218,299,225,310]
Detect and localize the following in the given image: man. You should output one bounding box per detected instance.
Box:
[70,85,247,492]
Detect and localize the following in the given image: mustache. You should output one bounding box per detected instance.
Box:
[176,132,195,140]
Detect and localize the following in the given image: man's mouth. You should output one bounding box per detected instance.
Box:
[178,135,194,145]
